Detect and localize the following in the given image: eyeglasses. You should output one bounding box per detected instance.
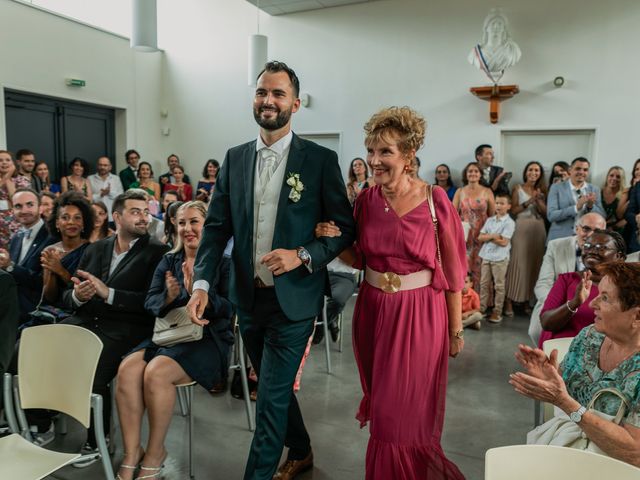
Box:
[578,225,594,234]
[582,242,614,253]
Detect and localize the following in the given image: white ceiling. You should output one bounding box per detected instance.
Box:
[245,0,380,16]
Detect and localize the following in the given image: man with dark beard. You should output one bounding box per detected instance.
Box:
[187,61,354,480]
[61,190,168,466]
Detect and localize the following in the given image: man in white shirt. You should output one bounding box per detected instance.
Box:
[89,156,123,222]
[0,188,53,323]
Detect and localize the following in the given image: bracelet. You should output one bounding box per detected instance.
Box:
[566,301,578,314]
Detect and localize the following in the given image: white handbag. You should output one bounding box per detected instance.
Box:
[526,387,629,456]
[152,306,203,347]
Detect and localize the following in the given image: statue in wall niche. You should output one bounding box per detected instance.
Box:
[468,8,521,84]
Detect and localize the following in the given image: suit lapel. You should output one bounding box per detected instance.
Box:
[19,227,48,266]
[273,134,305,239]
[243,142,258,237]
[100,237,115,281]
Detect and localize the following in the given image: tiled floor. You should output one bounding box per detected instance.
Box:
[46,299,534,479]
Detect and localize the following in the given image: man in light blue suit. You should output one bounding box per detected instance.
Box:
[547,157,605,242]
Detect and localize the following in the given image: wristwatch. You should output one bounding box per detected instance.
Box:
[5,261,14,273]
[569,405,587,423]
[452,329,464,339]
[296,247,311,267]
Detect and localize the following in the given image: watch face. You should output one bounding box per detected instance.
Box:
[570,412,581,422]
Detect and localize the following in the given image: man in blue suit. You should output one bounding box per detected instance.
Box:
[0,188,53,324]
[188,61,355,480]
[547,157,605,243]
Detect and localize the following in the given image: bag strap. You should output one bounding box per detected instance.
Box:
[587,387,630,424]
[427,184,442,267]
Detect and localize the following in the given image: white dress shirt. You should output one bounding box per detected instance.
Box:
[18,219,45,264]
[89,173,124,221]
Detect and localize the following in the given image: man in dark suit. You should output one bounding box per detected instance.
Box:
[475,144,510,195]
[118,149,140,190]
[188,61,355,480]
[61,190,168,462]
[0,188,53,324]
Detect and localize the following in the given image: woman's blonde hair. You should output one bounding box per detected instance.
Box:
[170,200,208,254]
[602,166,626,200]
[363,107,426,176]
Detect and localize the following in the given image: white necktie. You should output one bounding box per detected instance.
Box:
[258,149,278,188]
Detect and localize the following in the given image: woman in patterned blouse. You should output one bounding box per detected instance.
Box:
[511,261,640,467]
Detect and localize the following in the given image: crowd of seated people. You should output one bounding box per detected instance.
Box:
[1,142,640,475]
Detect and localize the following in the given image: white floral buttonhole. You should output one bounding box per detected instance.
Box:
[286,172,304,202]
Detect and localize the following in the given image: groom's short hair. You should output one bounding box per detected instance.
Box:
[257,61,300,98]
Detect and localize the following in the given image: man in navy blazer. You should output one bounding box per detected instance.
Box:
[475,144,510,195]
[188,62,355,480]
[0,188,53,324]
[547,157,605,243]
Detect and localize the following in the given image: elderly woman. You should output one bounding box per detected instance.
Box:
[115,201,232,480]
[321,107,467,479]
[511,261,640,467]
[539,229,626,347]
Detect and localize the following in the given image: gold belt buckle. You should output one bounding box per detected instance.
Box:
[380,272,401,294]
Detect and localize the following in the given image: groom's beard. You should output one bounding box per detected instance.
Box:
[254,104,292,131]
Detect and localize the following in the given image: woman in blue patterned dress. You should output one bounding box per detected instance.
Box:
[511,261,640,467]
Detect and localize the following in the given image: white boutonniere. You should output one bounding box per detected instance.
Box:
[286,172,304,203]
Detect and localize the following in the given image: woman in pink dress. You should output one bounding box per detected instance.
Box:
[322,107,467,479]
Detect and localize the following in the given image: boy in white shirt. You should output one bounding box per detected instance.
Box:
[478,193,515,323]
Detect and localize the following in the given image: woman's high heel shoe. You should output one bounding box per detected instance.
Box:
[135,453,167,480]
[116,447,145,480]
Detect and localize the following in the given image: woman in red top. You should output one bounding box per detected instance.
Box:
[539,229,626,347]
[164,165,193,201]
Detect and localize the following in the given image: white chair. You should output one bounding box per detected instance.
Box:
[1,324,114,479]
[537,337,574,424]
[485,445,640,479]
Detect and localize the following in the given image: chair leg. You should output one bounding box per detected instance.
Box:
[322,300,332,374]
[108,381,116,454]
[91,394,115,480]
[58,414,68,435]
[177,386,189,417]
[238,335,255,432]
[187,385,194,479]
[3,373,19,434]
[12,376,32,441]
[337,312,344,353]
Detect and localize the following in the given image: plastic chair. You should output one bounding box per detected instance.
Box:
[314,298,333,374]
[176,381,197,479]
[1,324,114,479]
[485,445,640,479]
[0,433,80,479]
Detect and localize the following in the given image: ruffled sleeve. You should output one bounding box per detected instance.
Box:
[430,185,467,292]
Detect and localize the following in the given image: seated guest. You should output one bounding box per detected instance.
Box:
[528,213,606,344]
[163,165,193,201]
[0,150,31,249]
[89,200,114,243]
[0,270,19,378]
[39,191,55,221]
[162,201,183,248]
[159,153,191,192]
[434,163,458,201]
[0,188,54,324]
[129,161,161,201]
[511,261,640,468]
[160,190,179,221]
[539,229,625,347]
[115,201,232,480]
[547,157,605,243]
[549,161,570,185]
[601,166,628,236]
[35,161,61,194]
[196,159,219,203]
[461,272,483,330]
[60,190,168,464]
[60,157,92,200]
[119,149,140,191]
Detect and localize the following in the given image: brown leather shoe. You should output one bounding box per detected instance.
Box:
[272,451,313,480]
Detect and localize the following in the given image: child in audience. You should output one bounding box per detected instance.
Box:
[461,272,483,330]
[478,193,515,323]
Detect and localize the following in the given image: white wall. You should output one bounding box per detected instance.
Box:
[0,0,166,174]
[156,0,640,186]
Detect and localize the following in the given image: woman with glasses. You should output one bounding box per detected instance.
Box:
[434,163,457,201]
[538,229,626,347]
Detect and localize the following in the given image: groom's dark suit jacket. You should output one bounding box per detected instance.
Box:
[194,133,355,321]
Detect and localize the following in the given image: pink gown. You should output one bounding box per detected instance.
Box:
[352,185,467,480]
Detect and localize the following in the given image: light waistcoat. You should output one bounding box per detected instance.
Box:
[253,134,292,285]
